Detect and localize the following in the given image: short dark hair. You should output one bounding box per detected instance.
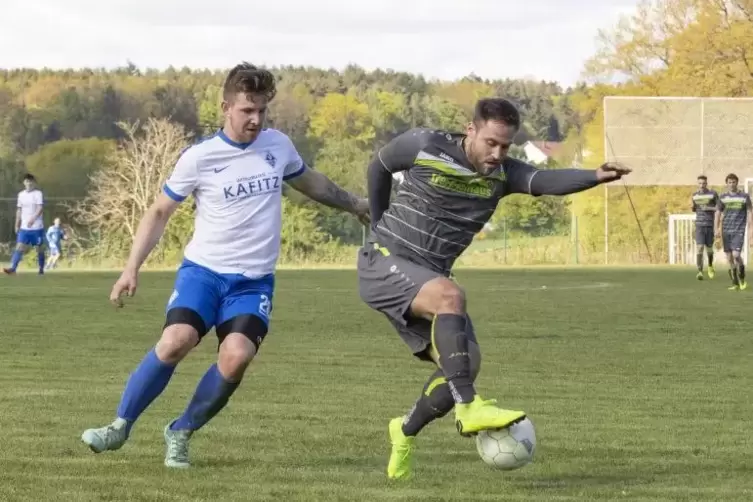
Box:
[223,62,277,102]
[23,173,35,182]
[697,175,707,181]
[473,98,520,128]
[726,173,739,183]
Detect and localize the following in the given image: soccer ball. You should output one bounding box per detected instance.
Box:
[475,418,536,470]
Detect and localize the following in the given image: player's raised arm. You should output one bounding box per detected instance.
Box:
[506,158,631,196]
[365,129,424,227]
[285,163,370,225]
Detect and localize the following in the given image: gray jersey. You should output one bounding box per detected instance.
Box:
[691,189,718,227]
[718,190,752,235]
[371,128,552,273]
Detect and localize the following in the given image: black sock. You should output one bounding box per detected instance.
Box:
[696,253,703,271]
[707,249,714,267]
[739,263,746,281]
[432,314,475,404]
[730,267,739,285]
[402,369,455,436]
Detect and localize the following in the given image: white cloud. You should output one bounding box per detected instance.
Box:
[0,0,639,86]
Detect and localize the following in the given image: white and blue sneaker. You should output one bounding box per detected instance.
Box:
[164,422,192,468]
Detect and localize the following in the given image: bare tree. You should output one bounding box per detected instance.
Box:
[71,118,193,262]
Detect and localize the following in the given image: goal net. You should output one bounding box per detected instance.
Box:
[603,97,753,264]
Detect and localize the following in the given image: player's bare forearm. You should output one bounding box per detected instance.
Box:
[528,169,601,196]
[123,193,179,273]
[286,168,363,215]
[14,209,21,229]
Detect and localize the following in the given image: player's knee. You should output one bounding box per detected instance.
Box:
[468,341,481,381]
[218,334,257,381]
[414,277,466,319]
[437,284,465,314]
[155,324,199,364]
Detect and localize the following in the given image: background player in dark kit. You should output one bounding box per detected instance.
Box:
[715,173,753,290]
[691,175,719,280]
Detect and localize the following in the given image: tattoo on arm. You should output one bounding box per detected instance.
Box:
[287,168,362,213]
[317,180,360,212]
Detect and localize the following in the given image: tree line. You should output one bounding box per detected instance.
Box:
[2,0,752,265]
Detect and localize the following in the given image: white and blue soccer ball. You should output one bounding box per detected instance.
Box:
[475,417,536,470]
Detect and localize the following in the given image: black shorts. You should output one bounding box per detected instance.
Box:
[722,233,745,253]
[695,226,714,247]
[357,243,477,361]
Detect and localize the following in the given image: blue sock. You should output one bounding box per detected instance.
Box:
[37,251,45,272]
[171,364,240,432]
[9,250,22,271]
[116,349,176,435]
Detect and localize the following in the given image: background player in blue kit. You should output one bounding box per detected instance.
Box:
[4,173,46,275]
[45,217,67,270]
[81,62,370,468]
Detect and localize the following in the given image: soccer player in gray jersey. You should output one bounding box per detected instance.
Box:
[691,175,719,280]
[358,98,631,480]
[714,173,752,290]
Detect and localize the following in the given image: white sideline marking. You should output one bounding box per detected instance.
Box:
[486,282,613,292]
[2,282,614,294]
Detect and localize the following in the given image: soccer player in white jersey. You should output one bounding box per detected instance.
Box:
[81,62,370,468]
[4,174,46,275]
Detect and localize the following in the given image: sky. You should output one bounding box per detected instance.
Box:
[0,0,639,87]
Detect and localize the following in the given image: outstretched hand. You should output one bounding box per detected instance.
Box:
[596,162,632,182]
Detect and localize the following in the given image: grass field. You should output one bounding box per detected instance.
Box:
[1,267,752,501]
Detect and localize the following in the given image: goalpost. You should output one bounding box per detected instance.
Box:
[667,214,696,266]
[603,97,753,265]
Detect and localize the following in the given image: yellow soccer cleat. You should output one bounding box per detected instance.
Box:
[707,266,715,279]
[387,417,415,480]
[454,396,526,437]
[728,285,740,291]
[740,280,748,290]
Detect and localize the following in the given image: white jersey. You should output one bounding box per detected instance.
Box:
[163,128,306,278]
[17,189,44,230]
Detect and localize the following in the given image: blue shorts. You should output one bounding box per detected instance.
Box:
[167,259,275,336]
[48,243,60,256]
[17,229,45,247]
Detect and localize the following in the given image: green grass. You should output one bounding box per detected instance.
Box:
[1,268,752,501]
